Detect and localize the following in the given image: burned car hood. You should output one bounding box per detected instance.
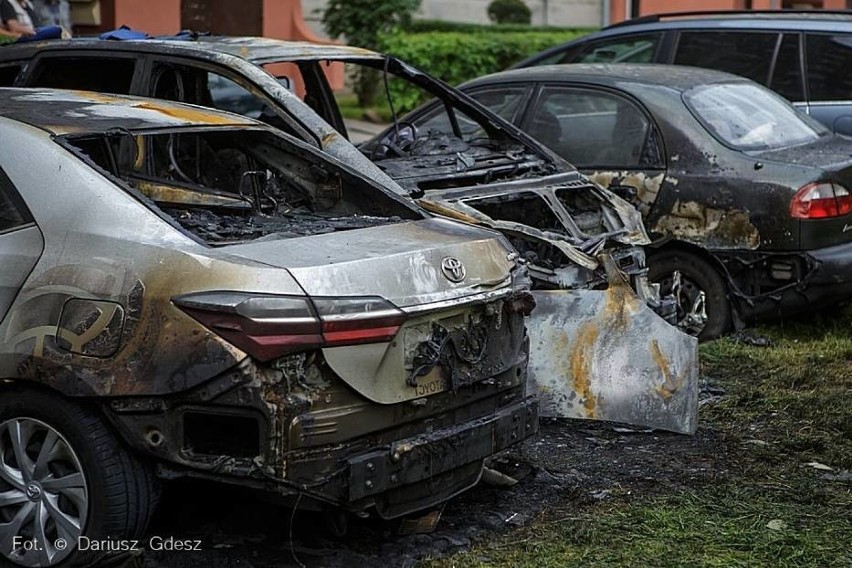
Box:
[220,217,519,308]
[369,133,556,194]
[420,172,650,270]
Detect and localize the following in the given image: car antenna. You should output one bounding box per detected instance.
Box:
[383,57,400,139]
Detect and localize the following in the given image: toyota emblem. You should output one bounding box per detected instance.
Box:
[441,257,466,283]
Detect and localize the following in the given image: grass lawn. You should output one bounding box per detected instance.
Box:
[336,93,395,123]
[426,308,852,567]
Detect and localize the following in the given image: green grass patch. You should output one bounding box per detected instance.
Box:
[336,92,394,123]
[425,307,852,567]
[431,488,850,568]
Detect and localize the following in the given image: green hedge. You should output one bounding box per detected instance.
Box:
[405,18,595,35]
[378,30,588,112]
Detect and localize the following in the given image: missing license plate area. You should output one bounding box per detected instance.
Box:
[405,305,509,391]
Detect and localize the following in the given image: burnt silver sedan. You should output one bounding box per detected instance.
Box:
[0,89,536,567]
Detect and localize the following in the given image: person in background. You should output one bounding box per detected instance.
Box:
[0,0,38,36]
[32,0,70,35]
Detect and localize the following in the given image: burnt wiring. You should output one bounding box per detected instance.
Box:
[406,318,490,389]
[384,56,399,141]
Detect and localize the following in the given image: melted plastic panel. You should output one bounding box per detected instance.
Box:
[65,129,417,244]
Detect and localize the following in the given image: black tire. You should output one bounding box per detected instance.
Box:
[0,387,160,567]
[648,249,732,340]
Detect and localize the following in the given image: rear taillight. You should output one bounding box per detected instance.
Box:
[172,292,407,362]
[790,182,852,219]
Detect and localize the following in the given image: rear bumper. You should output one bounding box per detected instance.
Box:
[793,242,852,310]
[732,242,852,319]
[809,241,852,286]
[345,396,538,518]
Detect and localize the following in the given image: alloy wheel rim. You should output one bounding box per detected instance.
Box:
[0,417,88,567]
[658,270,709,336]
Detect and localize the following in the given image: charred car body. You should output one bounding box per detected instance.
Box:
[0,89,539,567]
[394,64,852,338]
[0,35,699,433]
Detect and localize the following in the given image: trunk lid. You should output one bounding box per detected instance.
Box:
[755,136,852,249]
[222,217,526,405]
[220,217,517,308]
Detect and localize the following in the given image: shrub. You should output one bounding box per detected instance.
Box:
[405,19,595,34]
[378,30,588,112]
[487,0,532,25]
[321,0,422,106]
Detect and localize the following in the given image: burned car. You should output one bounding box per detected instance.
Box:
[394,64,852,339]
[0,37,698,428]
[0,89,538,567]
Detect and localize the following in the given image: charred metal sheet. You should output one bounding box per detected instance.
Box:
[526,256,699,434]
[588,170,665,216]
[0,89,256,136]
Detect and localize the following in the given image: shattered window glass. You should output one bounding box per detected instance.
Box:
[684,83,827,151]
[527,87,650,168]
[64,128,418,244]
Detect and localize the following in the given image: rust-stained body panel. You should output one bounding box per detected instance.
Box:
[527,258,698,434]
[423,176,699,433]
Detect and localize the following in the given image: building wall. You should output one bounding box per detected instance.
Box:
[302,0,605,33]
[113,0,180,34]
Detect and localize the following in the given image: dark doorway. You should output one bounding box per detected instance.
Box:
[181,0,263,36]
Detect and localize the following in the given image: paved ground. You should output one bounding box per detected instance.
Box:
[344,118,386,144]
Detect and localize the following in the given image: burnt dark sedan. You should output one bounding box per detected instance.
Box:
[391,64,852,338]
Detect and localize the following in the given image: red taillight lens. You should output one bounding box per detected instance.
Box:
[313,297,406,346]
[790,182,852,219]
[172,292,406,362]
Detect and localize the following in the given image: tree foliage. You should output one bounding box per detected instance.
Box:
[379,30,585,113]
[322,0,422,106]
[487,0,532,25]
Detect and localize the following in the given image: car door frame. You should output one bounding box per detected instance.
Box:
[16,48,152,95]
[515,80,668,216]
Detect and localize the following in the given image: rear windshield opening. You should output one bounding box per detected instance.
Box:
[65,128,418,244]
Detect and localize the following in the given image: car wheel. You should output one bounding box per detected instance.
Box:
[648,250,731,340]
[0,388,159,567]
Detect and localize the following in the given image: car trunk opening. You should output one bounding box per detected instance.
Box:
[61,127,421,244]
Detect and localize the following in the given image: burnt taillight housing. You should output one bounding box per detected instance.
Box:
[790,182,852,219]
[172,292,407,362]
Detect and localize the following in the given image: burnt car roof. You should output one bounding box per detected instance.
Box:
[0,35,383,64]
[0,88,258,135]
[463,63,749,93]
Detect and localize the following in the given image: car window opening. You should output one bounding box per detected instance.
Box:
[64,129,417,244]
